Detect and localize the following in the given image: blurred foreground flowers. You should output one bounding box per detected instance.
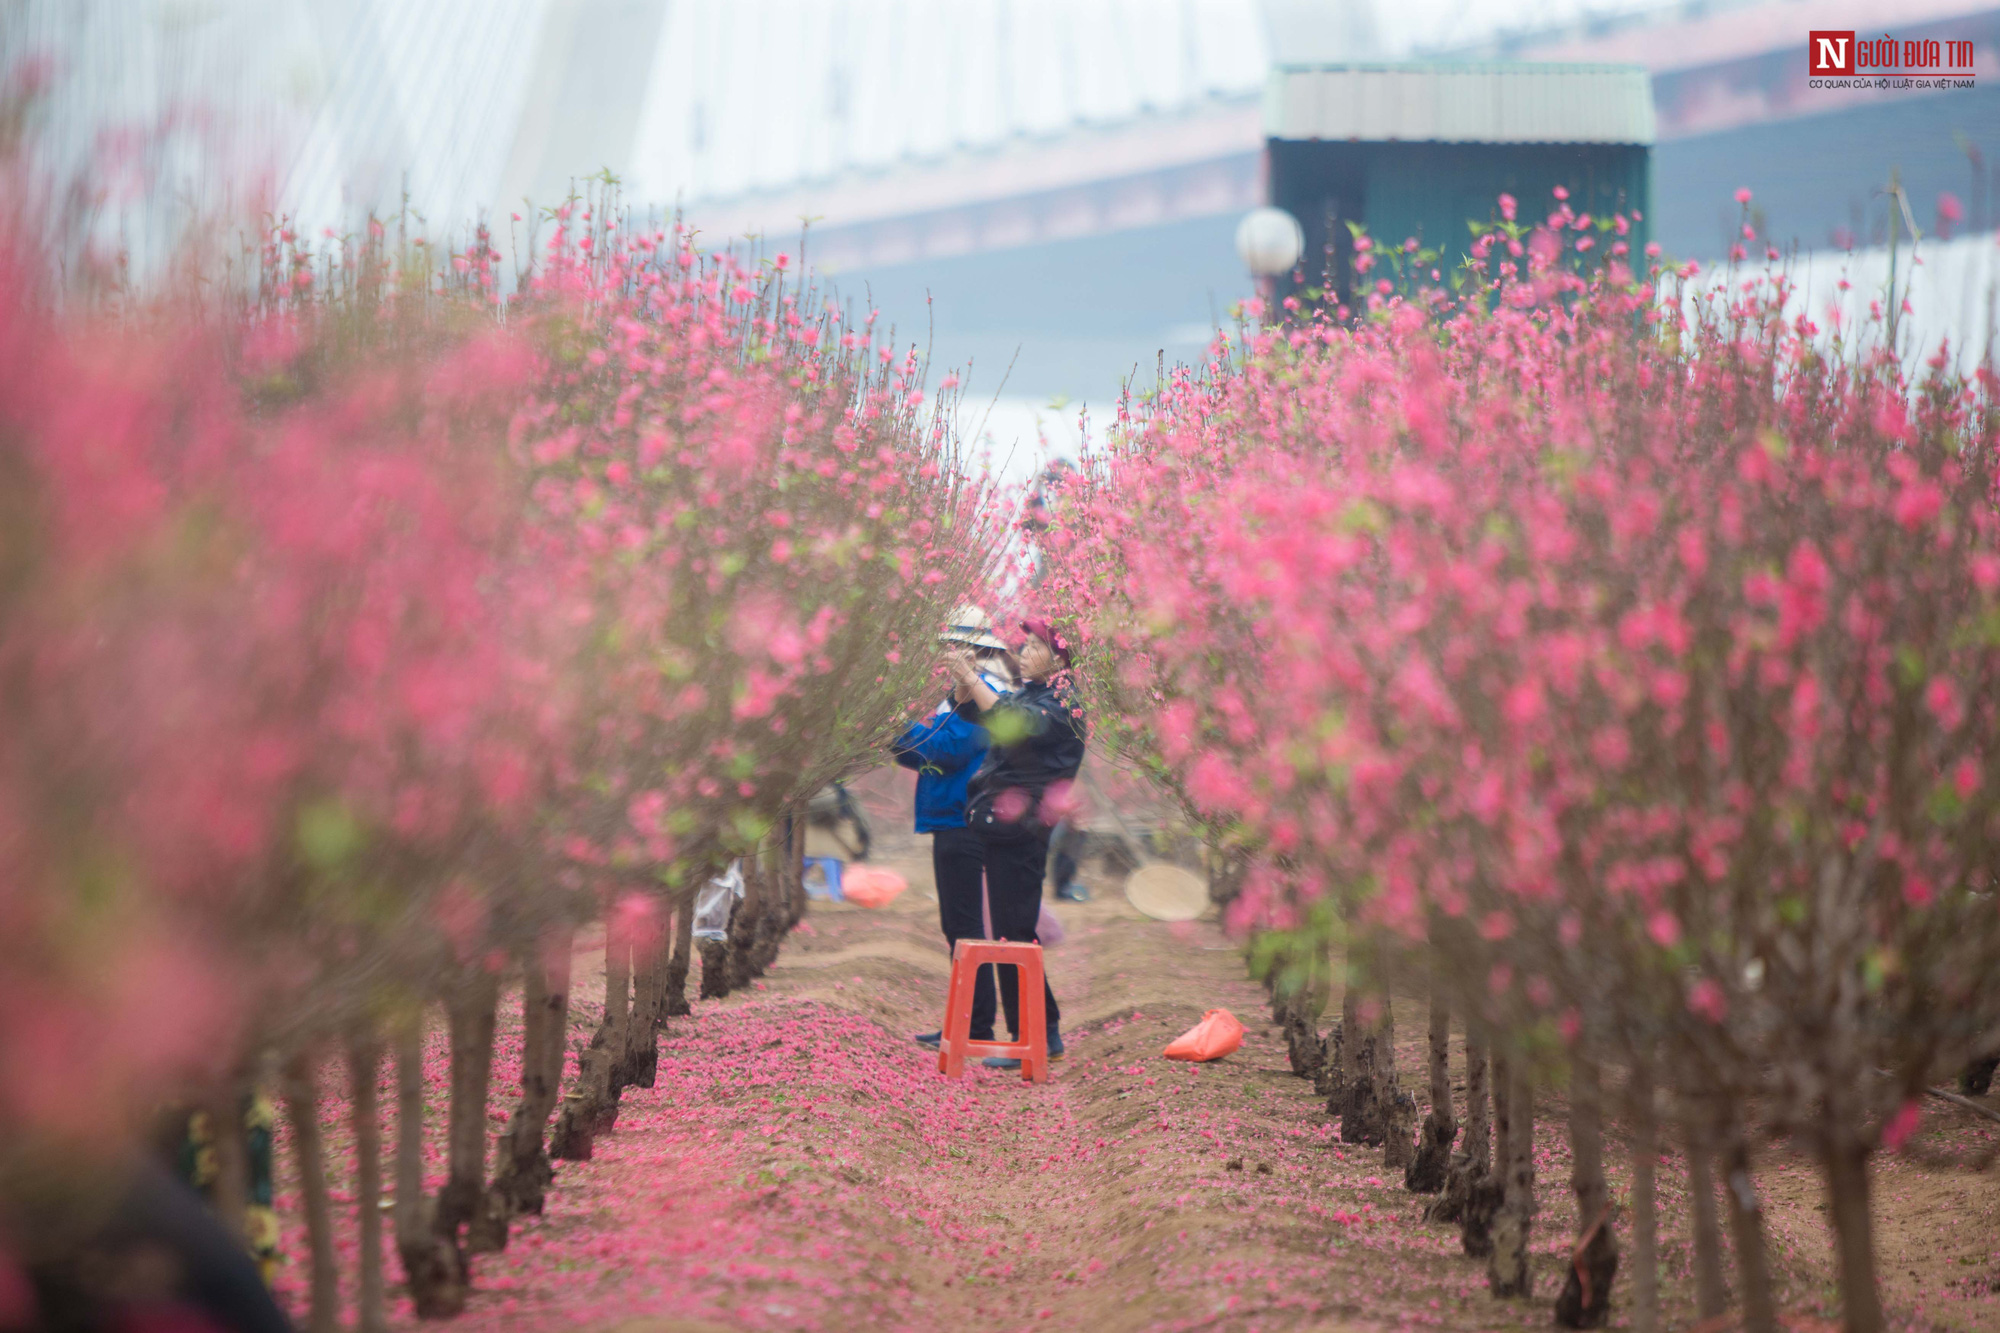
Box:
[0,93,1003,1323]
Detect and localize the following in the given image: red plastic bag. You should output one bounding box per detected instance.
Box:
[1162,1008,1244,1062]
[839,865,907,908]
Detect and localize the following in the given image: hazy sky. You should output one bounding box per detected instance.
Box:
[1368,0,1668,54]
[627,0,1683,206]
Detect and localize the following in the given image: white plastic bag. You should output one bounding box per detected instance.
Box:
[692,860,745,941]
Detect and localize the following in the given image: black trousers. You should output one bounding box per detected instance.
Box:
[31,1159,294,1333]
[931,826,999,1040]
[978,824,1062,1040]
[1047,819,1080,890]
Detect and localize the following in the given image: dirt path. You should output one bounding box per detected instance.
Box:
[275,843,2000,1332]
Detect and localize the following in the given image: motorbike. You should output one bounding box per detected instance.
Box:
[805,781,871,862]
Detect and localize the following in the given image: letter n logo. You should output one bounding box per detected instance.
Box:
[1809,30,1855,74]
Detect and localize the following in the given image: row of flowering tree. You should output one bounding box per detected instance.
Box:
[1039,196,2000,1333]
[0,134,1001,1329]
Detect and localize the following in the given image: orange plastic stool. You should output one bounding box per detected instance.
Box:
[936,939,1049,1083]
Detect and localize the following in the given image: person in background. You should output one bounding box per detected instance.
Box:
[1020,459,1075,589]
[17,1155,294,1333]
[1048,819,1086,902]
[894,606,1016,1051]
[168,1090,280,1286]
[952,618,1087,1069]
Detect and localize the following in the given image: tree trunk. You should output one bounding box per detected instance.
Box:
[772,822,803,954]
[1722,1131,1779,1333]
[604,922,638,1097]
[1487,1056,1534,1298]
[696,935,730,998]
[1628,1061,1660,1333]
[757,888,786,975]
[786,811,809,927]
[1337,984,1359,1120]
[436,971,500,1240]
[747,849,788,976]
[348,1036,387,1333]
[708,863,754,996]
[1380,989,1416,1172]
[1311,953,1342,1104]
[1278,985,1325,1082]
[1462,1026,1491,1171]
[543,936,574,1090]
[551,926,629,1159]
[1555,1054,1618,1328]
[621,940,654,1087]
[549,1046,614,1160]
[1432,1023,1488,1225]
[1824,1139,1886,1333]
[1339,985,1385,1146]
[281,1053,339,1333]
[1313,1020,1343,1104]
[645,938,670,1078]
[698,874,736,1001]
[604,928,630,1051]
[394,1016,466,1319]
[663,890,695,1018]
[1406,978,1455,1193]
[393,1021,422,1245]
[621,921,665,1091]
[1463,1042,1507,1257]
[471,927,573,1252]
[1686,1135,1729,1320]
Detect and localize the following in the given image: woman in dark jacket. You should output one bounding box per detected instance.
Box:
[948,619,1086,1067]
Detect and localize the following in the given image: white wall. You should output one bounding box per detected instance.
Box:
[1675,228,2000,377]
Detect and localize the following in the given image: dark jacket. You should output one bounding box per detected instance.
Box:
[891,698,990,833]
[966,675,1088,836]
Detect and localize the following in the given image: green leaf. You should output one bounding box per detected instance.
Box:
[731,808,773,846]
[298,800,364,871]
[1337,499,1384,535]
[985,708,1031,747]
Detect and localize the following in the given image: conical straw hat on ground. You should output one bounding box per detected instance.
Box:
[1124,863,1209,921]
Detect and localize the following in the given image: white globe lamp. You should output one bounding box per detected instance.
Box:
[1235,206,1304,278]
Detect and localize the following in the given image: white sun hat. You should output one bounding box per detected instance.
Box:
[941,604,1009,652]
[1125,863,1211,921]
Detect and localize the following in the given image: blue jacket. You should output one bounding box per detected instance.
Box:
[891,696,991,833]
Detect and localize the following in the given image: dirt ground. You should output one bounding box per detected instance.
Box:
[275,824,2000,1333]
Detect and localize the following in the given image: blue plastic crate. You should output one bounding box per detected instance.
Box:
[802,855,844,901]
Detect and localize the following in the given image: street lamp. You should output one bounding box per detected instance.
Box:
[1234,206,1303,314]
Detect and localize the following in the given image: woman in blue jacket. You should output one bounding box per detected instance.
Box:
[950,618,1086,1068]
[893,607,1014,1049]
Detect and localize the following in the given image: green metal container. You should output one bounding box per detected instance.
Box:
[1265,63,1655,304]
